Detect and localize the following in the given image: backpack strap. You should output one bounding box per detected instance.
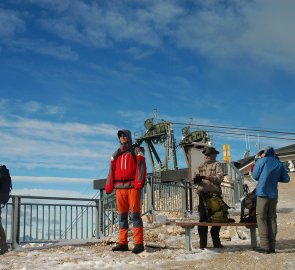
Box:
[242,183,250,195]
[113,143,141,162]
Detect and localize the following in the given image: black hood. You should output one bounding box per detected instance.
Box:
[117,129,133,148]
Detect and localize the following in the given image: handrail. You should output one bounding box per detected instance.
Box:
[2,164,244,248]
[100,163,244,234]
[2,195,101,249]
[10,195,99,202]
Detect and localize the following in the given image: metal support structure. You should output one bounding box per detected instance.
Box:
[146,176,153,214]
[169,124,178,170]
[95,200,102,238]
[146,140,162,173]
[184,226,193,251]
[11,196,20,249]
[182,181,187,213]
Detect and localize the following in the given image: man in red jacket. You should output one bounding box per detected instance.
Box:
[105,129,147,254]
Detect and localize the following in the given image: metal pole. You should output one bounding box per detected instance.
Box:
[11,196,20,249]
[182,181,187,213]
[146,176,153,214]
[95,200,102,238]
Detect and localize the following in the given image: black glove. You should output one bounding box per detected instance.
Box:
[193,174,204,184]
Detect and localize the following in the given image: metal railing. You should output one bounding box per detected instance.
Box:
[2,196,101,248]
[2,163,244,247]
[101,162,244,234]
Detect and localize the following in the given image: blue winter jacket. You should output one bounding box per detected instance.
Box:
[252,147,290,198]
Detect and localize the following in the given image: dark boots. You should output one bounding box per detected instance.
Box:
[211,226,223,248]
[112,244,129,252]
[132,244,144,254]
[112,243,144,254]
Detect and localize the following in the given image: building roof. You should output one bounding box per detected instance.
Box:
[237,144,295,174]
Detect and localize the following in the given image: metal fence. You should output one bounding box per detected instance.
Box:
[2,163,244,248]
[2,196,101,248]
[101,162,244,234]
[142,162,244,213]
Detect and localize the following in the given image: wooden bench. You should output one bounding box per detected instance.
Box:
[175,220,257,251]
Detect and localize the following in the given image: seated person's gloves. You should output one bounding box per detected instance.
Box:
[193,174,205,184]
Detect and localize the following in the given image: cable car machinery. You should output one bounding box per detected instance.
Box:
[134,117,211,182]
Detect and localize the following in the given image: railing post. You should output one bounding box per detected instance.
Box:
[95,200,102,238]
[11,196,21,249]
[189,181,194,215]
[226,162,244,207]
[146,176,153,214]
[182,180,187,213]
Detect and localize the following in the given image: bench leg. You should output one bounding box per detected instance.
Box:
[184,226,193,251]
[250,227,257,249]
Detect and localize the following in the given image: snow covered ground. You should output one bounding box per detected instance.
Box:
[1,175,295,270]
[0,234,254,270]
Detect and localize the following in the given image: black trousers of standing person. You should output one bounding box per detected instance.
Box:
[198,192,222,248]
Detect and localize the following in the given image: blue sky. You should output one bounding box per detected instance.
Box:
[1,0,295,198]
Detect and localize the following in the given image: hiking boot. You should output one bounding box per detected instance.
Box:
[213,244,224,248]
[132,244,144,254]
[254,247,270,254]
[0,246,9,255]
[112,244,129,252]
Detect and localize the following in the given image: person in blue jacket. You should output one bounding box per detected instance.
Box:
[252,146,290,254]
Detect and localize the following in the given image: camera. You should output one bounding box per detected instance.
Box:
[193,174,204,184]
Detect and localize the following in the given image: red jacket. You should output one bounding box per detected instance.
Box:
[105,130,147,194]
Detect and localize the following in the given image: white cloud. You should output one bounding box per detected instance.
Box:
[118,110,150,127]
[174,0,295,73]
[27,0,71,12]
[3,0,295,72]
[21,101,43,114]
[239,0,295,72]
[0,121,114,172]
[13,175,93,184]
[0,98,9,110]
[0,100,120,175]
[0,115,118,137]
[0,99,65,116]
[35,0,184,48]
[0,8,25,39]
[0,6,76,61]
[8,38,79,61]
[44,105,65,115]
[127,47,154,59]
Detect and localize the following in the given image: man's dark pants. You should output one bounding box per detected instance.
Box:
[198,192,221,248]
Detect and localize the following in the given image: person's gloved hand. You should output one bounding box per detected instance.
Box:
[193,174,205,184]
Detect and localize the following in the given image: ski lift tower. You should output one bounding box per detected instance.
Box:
[135,117,178,176]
